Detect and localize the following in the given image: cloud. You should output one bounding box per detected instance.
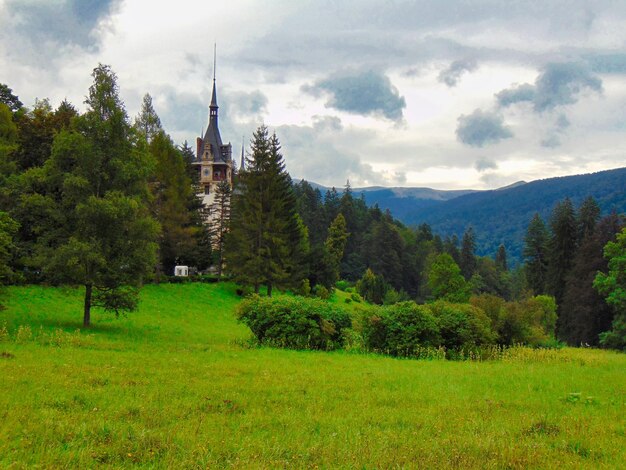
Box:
[438,59,477,87]
[540,135,561,148]
[303,70,406,121]
[223,90,268,119]
[456,109,513,147]
[4,0,122,61]
[497,62,602,112]
[588,53,626,74]
[495,84,535,107]
[474,157,498,172]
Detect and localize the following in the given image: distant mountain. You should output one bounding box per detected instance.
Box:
[367,168,626,262]
[297,168,626,263]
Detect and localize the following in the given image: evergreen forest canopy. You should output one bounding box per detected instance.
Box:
[0,66,624,350]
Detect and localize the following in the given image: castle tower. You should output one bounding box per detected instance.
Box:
[193,59,233,211]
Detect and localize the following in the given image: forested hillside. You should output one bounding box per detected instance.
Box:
[359,168,626,261]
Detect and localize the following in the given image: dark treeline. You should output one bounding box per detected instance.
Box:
[0,67,624,349]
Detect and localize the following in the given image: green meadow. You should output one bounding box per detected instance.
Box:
[0,283,624,469]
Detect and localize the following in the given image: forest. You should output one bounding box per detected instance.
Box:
[0,65,624,352]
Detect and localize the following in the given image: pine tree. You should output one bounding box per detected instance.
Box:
[323,213,349,287]
[37,64,158,327]
[225,126,306,295]
[427,252,470,302]
[495,244,508,271]
[560,214,623,345]
[524,213,549,295]
[577,196,601,243]
[546,198,578,308]
[148,131,197,276]
[208,180,231,279]
[134,93,162,143]
[460,226,477,280]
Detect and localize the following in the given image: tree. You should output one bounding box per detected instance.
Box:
[577,196,600,243]
[0,84,22,112]
[560,214,623,346]
[356,268,388,305]
[495,244,508,272]
[208,180,231,279]
[135,93,162,143]
[225,126,306,295]
[594,226,626,350]
[0,211,18,286]
[459,226,477,280]
[37,64,158,327]
[427,253,470,303]
[547,198,577,309]
[323,213,349,287]
[147,131,198,277]
[523,213,549,295]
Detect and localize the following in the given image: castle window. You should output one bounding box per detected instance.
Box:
[204,185,210,195]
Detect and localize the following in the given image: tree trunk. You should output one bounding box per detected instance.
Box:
[83,283,93,328]
[267,283,273,297]
[254,283,260,294]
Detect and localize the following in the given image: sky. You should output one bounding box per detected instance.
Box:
[1,0,626,189]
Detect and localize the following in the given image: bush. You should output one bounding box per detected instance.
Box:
[362,302,441,357]
[350,292,362,303]
[335,280,350,291]
[236,295,352,350]
[356,269,389,305]
[313,284,331,300]
[425,301,496,349]
[499,296,557,346]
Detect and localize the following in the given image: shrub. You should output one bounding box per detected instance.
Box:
[350,292,362,303]
[426,301,496,349]
[313,284,331,300]
[335,280,350,291]
[362,302,441,356]
[499,296,556,346]
[236,295,352,350]
[356,268,389,304]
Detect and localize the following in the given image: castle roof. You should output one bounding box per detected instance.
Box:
[200,79,229,162]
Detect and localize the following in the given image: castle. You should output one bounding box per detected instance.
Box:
[192,73,235,209]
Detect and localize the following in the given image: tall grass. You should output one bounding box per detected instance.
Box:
[0,284,624,468]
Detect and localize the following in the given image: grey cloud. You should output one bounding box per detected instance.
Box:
[303,70,406,121]
[556,114,570,129]
[312,115,343,132]
[438,59,477,87]
[474,158,498,172]
[497,62,602,112]
[5,0,122,59]
[496,84,535,107]
[533,62,602,111]
[456,110,513,147]
[223,90,268,119]
[588,53,626,74]
[541,135,561,148]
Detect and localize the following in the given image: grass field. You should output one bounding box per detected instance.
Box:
[0,283,625,468]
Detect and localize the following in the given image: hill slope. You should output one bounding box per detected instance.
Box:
[1,283,625,468]
[360,167,626,261]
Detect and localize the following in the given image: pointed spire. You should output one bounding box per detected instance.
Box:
[209,43,218,119]
[240,136,245,170]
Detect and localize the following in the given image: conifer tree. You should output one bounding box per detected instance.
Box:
[495,244,508,271]
[524,213,549,295]
[560,214,623,345]
[225,126,306,295]
[135,93,162,143]
[460,226,477,280]
[323,213,349,287]
[36,64,158,327]
[546,198,577,307]
[208,180,231,279]
[577,196,601,243]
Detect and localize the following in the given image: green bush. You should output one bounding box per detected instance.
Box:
[236,295,352,350]
[350,292,362,303]
[335,280,350,291]
[426,301,496,350]
[362,302,441,357]
[313,284,331,300]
